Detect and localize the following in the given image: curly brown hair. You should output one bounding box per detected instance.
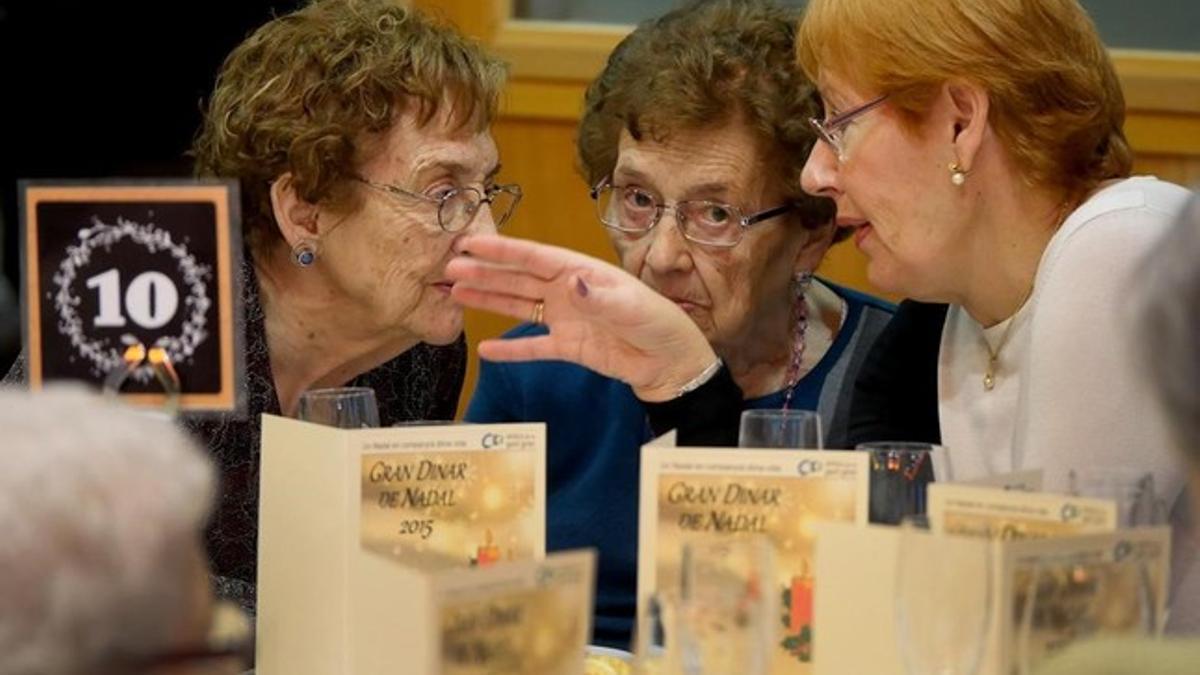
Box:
[577,0,835,231]
[192,0,507,253]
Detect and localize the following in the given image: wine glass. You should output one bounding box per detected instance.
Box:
[296,386,380,428]
[895,517,993,675]
[1015,557,1158,674]
[632,591,674,675]
[738,409,823,449]
[857,442,936,525]
[1067,468,1169,527]
[676,538,776,675]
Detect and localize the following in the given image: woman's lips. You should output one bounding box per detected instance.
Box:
[853,223,873,248]
[432,281,453,295]
[837,218,872,249]
[665,296,705,312]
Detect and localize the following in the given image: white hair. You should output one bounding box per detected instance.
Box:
[1135,195,1200,460]
[0,385,216,675]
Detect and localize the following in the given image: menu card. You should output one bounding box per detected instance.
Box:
[928,483,1117,539]
[638,442,868,674]
[437,550,595,675]
[999,529,1170,672]
[257,416,547,675]
[815,483,1167,675]
[359,429,543,570]
[965,468,1044,492]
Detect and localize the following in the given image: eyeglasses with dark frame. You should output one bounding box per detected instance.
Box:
[809,93,889,161]
[589,179,795,248]
[354,176,523,233]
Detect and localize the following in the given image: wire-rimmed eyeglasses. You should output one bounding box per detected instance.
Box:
[809,94,888,161]
[355,176,523,232]
[589,179,794,248]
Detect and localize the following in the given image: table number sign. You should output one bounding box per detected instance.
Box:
[638,442,868,674]
[256,416,547,675]
[18,180,243,412]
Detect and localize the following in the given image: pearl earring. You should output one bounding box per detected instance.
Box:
[949,162,968,187]
[292,241,317,267]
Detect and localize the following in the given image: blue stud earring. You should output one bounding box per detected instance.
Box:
[292,241,317,267]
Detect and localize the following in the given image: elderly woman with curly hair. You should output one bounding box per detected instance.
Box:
[187,0,520,610]
[465,0,893,647]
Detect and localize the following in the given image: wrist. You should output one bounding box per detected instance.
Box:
[633,349,721,403]
[675,358,724,397]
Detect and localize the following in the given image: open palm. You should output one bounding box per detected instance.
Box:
[447,235,717,401]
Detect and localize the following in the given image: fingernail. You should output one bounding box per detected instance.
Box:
[575,277,589,297]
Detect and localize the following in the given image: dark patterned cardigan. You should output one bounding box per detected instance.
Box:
[3,260,466,610]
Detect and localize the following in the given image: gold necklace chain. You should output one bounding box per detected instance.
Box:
[980,198,1076,391]
[981,288,1031,391]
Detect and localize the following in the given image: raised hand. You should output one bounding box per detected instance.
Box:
[447,234,717,401]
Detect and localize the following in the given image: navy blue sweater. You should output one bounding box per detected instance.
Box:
[465,282,892,647]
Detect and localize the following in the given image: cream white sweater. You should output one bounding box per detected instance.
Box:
[937,176,1197,633]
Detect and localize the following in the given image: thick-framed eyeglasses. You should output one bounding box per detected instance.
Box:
[589,179,794,248]
[355,176,523,232]
[809,93,889,161]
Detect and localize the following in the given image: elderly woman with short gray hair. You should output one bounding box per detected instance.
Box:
[0,386,244,675]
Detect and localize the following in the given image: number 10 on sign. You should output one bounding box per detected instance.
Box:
[86,268,179,330]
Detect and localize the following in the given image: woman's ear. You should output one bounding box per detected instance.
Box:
[269,173,321,249]
[944,80,990,172]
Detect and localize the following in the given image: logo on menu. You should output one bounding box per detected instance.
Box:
[796,459,824,477]
[481,432,505,450]
[1060,503,1081,522]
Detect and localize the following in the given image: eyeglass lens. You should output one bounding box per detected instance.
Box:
[440,187,519,232]
[595,185,741,245]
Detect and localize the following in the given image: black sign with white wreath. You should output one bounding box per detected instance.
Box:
[20,181,243,413]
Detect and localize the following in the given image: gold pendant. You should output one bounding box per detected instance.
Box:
[983,370,995,391]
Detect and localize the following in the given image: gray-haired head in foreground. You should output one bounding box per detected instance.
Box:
[0,385,216,675]
[1135,195,1200,462]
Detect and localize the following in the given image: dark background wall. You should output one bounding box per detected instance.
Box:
[0,1,302,370]
[515,0,1200,51]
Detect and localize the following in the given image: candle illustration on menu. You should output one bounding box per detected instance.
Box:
[783,559,814,661]
[473,528,501,567]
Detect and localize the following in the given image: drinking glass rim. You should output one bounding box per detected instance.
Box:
[298,386,376,399]
[856,441,937,452]
[741,408,821,418]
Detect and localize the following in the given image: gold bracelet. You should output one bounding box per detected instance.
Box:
[675,358,724,398]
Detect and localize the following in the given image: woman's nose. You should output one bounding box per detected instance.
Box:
[644,212,693,274]
[801,140,841,199]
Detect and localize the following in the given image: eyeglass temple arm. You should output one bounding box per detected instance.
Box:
[743,203,796,226]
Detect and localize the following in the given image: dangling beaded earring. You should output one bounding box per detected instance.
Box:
[292,240,317,267]
[948,162,969,187]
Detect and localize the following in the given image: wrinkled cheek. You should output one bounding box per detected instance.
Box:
[378,265,425,316]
